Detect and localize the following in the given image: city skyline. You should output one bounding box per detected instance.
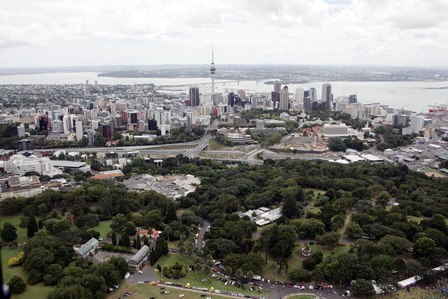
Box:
[1,0,448,68]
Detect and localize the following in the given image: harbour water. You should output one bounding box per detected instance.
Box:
[0,72,447,113]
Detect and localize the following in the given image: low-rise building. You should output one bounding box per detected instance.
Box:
[238,207,282,226]
[74,238,99,258]
[3,154,61,177]
[128,245,150,270]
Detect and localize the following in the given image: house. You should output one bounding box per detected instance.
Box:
[75,238,99,258]
[128,245,150,270]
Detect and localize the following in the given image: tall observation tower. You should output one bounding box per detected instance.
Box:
[210,45,216,102]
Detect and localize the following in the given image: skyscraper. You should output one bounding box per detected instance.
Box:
[227,92,235,107]
[210,45,216,102]
[309,88,317,102]
[322,83,332,110]
[279,86,289,111]
[75,121,83,141]
[295,88,305,106]
[274,81,281,93]
[272,81,281,106]
[189,87,200,107]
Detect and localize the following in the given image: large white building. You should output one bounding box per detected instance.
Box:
[4,155,61,177]
[321,123,350,138]
[294,88,305,107]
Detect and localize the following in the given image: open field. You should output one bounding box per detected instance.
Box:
[108,282,239,299]
[153,253,268,296]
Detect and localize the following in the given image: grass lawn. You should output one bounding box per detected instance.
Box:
[168,241,180,250]
[208,138,229,151]
[108,282,234,299]
[92,220,113,238]
[153,253,268,296]
[1,247,53,299]
[285,296,317,299]
[0,215,28,244]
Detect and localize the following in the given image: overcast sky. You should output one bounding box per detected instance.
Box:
[1,0,448,68]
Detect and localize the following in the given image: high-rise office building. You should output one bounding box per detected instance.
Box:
[17,124,26,138]
[322,83,332,110]
[271,81,281,106]
[274,81,281,93]
[75,121,83,141]
[100,123,113,139]
[410,115,424,134]
[279,86,289,111]
[348,95,358,104]
[86,129,95,146]
[295,88,305,106]
[304,98,312,112]
[189,87,200,107]
[52,120,63,133]
[62,115,71,134]
[309,88,317,102]
[129,110,139,124]
[227,92,236,108]
[186,111,193,133]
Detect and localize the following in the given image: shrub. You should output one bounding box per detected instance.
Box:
[162,262,188,279]
[8,276,26,294]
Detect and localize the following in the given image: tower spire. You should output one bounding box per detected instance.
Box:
[210,43,216,103]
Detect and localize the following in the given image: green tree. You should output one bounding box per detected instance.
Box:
[109,256,129,278]
[48,285,92,299]
[27,215,38,238]
[52,220,71,234]
[8,276,26,294]
[351,279,375,297]
[320,232,340,247]
[111,231,117,246]
[345,222,364,239]
[328,138,347,152]
[119,233,131,247]
[43,264,63,286]
[288,269,311,283]
[1,222,17,242]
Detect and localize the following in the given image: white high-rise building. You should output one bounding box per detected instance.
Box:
[410,115,424,134]
[17,124,26,138]
[294,88,304,106]
[75,121,83,141]
[279,86,289,111]
[62,115,71,134]
[52,120,63,133]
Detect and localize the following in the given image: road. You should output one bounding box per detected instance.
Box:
[196,219,211,249]
[41,140,200,153]
[184,120,220,158]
